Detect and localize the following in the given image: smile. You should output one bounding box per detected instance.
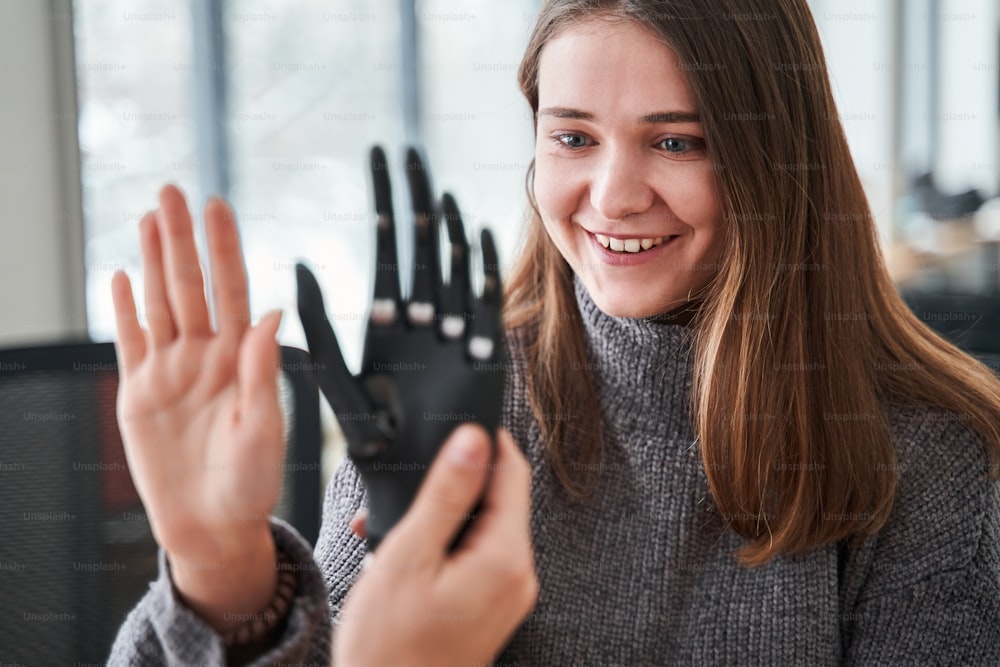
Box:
[594,233,678,254]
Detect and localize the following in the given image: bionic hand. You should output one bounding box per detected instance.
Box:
[296,146,506,551]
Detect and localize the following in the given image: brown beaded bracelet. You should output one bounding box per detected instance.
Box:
[222,549,298,648]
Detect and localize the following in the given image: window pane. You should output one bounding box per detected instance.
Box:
[74,0,198,341]
[76,1,536,359]
[224,0,405,367]
[418,0,537,281]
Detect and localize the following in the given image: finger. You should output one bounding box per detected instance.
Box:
[350,510,368,538]
[439,193,470,340]
[448,428,531,558]
[236,309,283,437]
[296,263,386,459]
[204,197,250,339]
[379,424,492,569]
[468,229,502,362]
[111,271,146,374]
[444,430,538,627]
[157,184,212,337]
[404,147,439,327]
[370,146,402,326]
[139,210,177,347]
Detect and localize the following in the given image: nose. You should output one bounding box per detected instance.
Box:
[588,148,654,222]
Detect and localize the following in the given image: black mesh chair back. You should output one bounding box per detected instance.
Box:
[902,292,1000,374]
[0,342,321,664]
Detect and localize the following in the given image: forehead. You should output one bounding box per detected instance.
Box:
[537,17,699,116]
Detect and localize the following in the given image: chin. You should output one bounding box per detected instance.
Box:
[583,280,684,319]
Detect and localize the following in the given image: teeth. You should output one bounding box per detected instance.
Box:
[595,233,670,253]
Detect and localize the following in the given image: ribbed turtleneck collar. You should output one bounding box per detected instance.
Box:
[573,274,696,428]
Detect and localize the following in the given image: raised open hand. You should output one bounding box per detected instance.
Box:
[111,186,283,631]
[297,146,506,550]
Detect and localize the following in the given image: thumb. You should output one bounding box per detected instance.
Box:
[237,309,283,433]
[380,424,492,567]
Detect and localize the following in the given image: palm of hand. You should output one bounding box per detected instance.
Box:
[111,187,285,562]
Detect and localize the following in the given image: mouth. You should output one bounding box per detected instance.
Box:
[593,232,680,254]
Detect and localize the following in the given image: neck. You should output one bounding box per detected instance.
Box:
[647,298,702,327]
[572,274,695,420]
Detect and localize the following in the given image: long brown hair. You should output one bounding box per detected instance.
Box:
[505,0,1000,565]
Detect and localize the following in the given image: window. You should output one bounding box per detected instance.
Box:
[75,0,537,371]
[74,0,198,342]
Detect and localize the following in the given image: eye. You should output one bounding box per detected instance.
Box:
[555,133,590,149]
[658,137,692,153]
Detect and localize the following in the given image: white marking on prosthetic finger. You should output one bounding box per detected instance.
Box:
[469,336,494,361]
[441,315,466,339]
[407,301,435,325]
[370,299,397,325]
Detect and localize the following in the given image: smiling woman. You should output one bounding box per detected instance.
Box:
[502,0,1000,659]
[107,0,1000,665]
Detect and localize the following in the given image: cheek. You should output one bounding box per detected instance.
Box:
[661,169,722,228]
[662,171,725,255]
[698,185,727,258]
[533,146,586,223]
[532,154,558,219]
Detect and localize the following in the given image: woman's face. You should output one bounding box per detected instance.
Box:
[533,17,726,318]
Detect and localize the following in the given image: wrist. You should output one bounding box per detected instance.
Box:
[169,522,279,634]
[222,548,298,649]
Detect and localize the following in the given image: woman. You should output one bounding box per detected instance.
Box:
[112,0,1000,664]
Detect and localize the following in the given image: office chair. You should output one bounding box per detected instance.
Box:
[901,291,1000,374]
[0,342,322,664]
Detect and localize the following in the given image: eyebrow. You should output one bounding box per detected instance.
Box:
[537,107,701,124]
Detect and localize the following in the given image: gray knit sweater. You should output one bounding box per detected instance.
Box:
[110,278,1000,665]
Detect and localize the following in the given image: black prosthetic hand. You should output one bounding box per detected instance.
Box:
[296,146,506,552]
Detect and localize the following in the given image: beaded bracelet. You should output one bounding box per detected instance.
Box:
[222,549,298,647]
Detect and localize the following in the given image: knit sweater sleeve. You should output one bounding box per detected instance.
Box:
[313,451,368,627]
[107,457,369,666]
[107,516,332,666]
[843,413,1000,665]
